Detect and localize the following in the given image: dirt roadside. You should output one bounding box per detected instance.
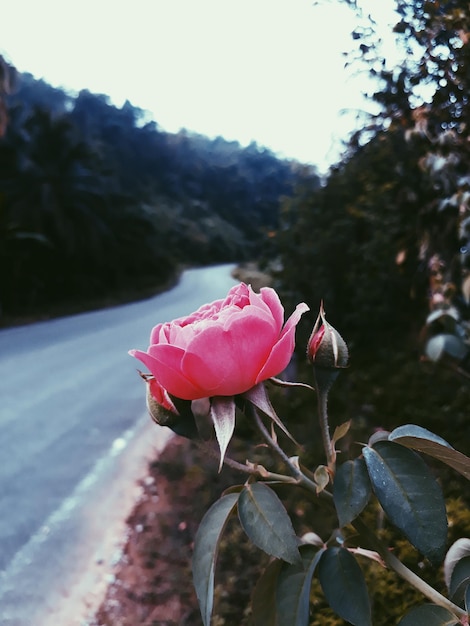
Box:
[88,433,255,626]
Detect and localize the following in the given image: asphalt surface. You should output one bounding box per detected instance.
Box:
[0,264,237,625]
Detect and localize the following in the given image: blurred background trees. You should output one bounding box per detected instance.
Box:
[274,0,470,368]
[3,0,470,373]
[0,61,314,321]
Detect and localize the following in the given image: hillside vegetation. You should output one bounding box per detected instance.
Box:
[0,60,319,322]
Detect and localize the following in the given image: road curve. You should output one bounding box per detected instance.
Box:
[0,263,238,626]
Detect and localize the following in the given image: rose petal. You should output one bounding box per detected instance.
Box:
[180,330,250,396]
[246,285,277,322]
[255,332,294,382]
[140,345,203,399]
[255,302,309,383]
[150,323,164,345]
[129,349,159,374]
[258,287,285,333]
[181,309,277,395]
[221,283,250,308]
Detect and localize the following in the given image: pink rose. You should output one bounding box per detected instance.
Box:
[129,283,309,400]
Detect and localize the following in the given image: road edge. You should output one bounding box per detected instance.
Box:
[0,414,173,626]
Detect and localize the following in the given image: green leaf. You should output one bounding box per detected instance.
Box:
[313,464,330,494]
[333,458,371,527]
[318,547,372,626]
[449,555,470,605]
[332,420,351,446]
[210,396,236,471]
[390,424,452,449]
[425,333,468,362]
[397,603,460,625]
[276,546,324,626]
[192,493,239,626]
[363,441,447,564]
[251,559,283,626]
[238,482,301,564]
[221,484,245,497]
[389,424,470,481]
[444,538,470,589]
[368,429,390,446]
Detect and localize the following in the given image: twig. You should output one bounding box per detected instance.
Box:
[198,440,298,484]
[247,403,304,480]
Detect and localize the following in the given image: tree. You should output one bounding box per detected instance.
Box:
[0,104,115,310]
[274,1,470,358]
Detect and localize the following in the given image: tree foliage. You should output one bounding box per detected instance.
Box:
[275,0,470,365]
[276,125,428,344]
[0,61,316,320]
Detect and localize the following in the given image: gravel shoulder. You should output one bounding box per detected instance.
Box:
[90,433,252,626]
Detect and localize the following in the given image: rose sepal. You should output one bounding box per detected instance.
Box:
[242,382,300,447]
[139,371,199,439]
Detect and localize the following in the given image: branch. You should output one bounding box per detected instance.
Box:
[247,403,304,480]
[198,440,298,484]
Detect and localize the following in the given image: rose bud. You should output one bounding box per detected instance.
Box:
[307,304,348,370]
[141,373,179,425]
[139,372,198,439]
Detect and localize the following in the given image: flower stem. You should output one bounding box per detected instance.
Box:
[199,441,298,484]
[224,454,297,483]
[313,367,338,467]
[248,404,304,480]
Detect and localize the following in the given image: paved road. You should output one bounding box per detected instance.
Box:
[0,264,237,625]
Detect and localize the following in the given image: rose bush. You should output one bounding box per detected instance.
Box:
[129,282,308,401]
[127,292,470,625]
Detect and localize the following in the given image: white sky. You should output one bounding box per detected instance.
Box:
[1,0,398,171]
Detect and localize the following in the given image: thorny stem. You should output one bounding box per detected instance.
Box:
[225,456,298,484]
[316,384,333,468]
[200,441,298,484]
[312,367,341,468]
[247,403,304,480]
